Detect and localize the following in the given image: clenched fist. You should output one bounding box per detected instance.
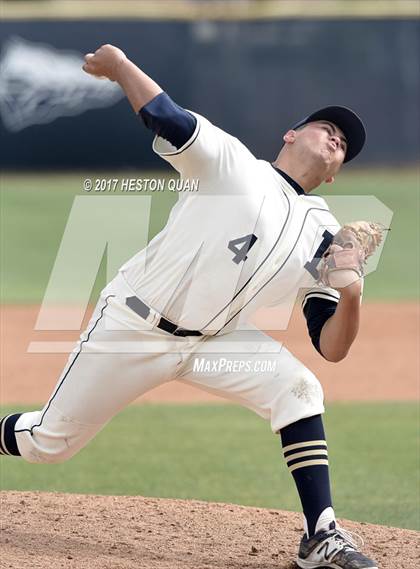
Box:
[82,44,127,81]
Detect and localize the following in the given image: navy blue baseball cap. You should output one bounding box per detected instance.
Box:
[291,105,366,163]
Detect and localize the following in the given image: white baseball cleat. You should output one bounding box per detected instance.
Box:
[296,522,378,568]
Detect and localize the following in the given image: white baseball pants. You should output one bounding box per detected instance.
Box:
[14,273,324,464]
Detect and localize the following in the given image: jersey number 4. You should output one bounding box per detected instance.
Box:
[228,234,258,264]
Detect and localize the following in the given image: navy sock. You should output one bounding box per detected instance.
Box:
[280,415,333,537]
[0,414,22,456]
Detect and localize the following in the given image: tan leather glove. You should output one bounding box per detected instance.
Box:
[318,221,387,289]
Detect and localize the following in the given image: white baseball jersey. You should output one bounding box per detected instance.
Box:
[120,112,340,333]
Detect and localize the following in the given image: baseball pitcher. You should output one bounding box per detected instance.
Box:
[1,45,385,569]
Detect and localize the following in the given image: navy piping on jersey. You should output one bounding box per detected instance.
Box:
[201,190,291,331]
[15,295,115,436]
[215,206,336,335]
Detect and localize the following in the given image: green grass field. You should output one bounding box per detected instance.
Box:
[0,168,419,302]
[0,403,418,530]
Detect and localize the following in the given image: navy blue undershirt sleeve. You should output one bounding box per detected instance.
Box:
[139,92,197,150]
[303,297,338,357]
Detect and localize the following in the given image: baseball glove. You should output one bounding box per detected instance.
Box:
[318,221,387,289]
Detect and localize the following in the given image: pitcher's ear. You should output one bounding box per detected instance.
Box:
[283,130,297,144]
[325,176,335,184]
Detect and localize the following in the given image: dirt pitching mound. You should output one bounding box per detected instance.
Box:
[1,492,418,569]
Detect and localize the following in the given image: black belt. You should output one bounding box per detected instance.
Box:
[126,296,203,337]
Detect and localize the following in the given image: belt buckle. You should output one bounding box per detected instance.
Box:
[172,327,185,337]
[148,308,161,327]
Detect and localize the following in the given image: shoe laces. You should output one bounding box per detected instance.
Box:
[334,526,364,551]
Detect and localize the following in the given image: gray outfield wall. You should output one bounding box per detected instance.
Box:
[0,19,419,169]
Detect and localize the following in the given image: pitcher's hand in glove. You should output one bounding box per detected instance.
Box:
[318,221,387,289]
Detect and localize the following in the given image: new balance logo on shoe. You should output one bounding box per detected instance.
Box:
[297,525,378,569]
[317,541,339,561]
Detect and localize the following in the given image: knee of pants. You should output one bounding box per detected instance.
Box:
[25,437,80,464]
[270,367,325,433]
[290,367,324,406]
[15,409,97,464]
